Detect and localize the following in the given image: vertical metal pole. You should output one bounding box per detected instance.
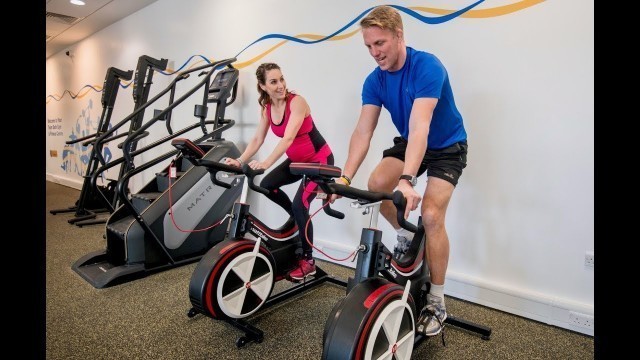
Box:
[239,175,248,203]
[369,202,380,228]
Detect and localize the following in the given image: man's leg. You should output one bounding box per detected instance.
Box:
[417,176,455,336]
[423,176,455,285]
[367,157,404,227]
[368,157,416,255]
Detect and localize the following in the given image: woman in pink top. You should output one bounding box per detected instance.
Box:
[224,63,334,281]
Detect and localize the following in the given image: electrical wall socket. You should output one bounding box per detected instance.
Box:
[584,251,594,268]
[569,311,594,329]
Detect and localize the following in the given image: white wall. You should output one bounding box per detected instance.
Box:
[46,0,594,335]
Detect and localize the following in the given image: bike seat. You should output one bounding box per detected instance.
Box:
[289,163,342,178]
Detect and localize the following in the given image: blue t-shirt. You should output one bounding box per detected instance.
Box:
[361,47,466,149]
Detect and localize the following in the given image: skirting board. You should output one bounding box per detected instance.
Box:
[47,173,83,190]
[313,238,594,337]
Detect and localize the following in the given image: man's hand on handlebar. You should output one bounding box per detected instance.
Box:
[397,181,421,219]
[329,176,350,204]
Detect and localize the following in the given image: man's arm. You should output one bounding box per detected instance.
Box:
[398,97,437,218]
[341,104,381,180]
[403,98,437,176]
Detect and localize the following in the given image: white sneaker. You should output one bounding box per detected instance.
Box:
[417,294,447,336]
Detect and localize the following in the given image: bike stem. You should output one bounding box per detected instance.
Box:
[347,200,389,293]
[350,200,382,229]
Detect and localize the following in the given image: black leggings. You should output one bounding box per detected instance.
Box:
[259,154,334,257]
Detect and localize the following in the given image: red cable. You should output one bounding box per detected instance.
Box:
[167,167,355,258]
[167,161,227,233]
[304,199,358,262]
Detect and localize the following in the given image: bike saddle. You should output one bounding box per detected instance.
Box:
[289,163,342,178]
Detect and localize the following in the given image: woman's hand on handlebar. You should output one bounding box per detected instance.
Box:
[248,160,270,170]
[223,157,242,168]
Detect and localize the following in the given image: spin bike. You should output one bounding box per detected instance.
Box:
[289,163,492,360]
[180,142,347,348]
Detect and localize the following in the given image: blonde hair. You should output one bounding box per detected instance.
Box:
[360,5,403,33]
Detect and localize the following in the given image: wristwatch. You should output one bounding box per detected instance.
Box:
[399,174,418,187]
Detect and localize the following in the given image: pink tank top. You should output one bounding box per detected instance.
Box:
[267,94,331,163]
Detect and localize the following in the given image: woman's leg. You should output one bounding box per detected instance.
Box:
[291,153,334,258]
[259,159,300,217]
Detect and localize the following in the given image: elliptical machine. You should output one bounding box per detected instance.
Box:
[289,162,491,360]
[179,142,347,348]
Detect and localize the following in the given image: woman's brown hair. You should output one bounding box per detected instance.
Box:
[255,62,291,108]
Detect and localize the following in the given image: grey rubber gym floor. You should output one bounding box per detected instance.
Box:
[46,181,594,359]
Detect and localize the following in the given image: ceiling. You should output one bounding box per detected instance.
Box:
[46,0,158,59]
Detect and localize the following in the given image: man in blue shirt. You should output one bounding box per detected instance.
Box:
[334,5,468,337]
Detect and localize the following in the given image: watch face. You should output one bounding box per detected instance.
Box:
[400,175,417,186]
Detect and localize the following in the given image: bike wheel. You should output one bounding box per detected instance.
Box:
[194,239,275,319]
[322,277,416,360]
[323,297,346,344]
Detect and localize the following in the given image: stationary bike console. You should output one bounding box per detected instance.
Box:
[171,138,205,159]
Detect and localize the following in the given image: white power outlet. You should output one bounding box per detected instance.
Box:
[584,251,594,268]
[569,311,594,329]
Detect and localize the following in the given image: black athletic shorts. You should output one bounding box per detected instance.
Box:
[382,136,468,186]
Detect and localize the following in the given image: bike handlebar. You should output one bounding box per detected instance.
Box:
[195,159,269,195]
[321,198,345,219]
[323,182,417,233]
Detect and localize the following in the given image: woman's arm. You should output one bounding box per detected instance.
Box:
[225,108,270,167]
